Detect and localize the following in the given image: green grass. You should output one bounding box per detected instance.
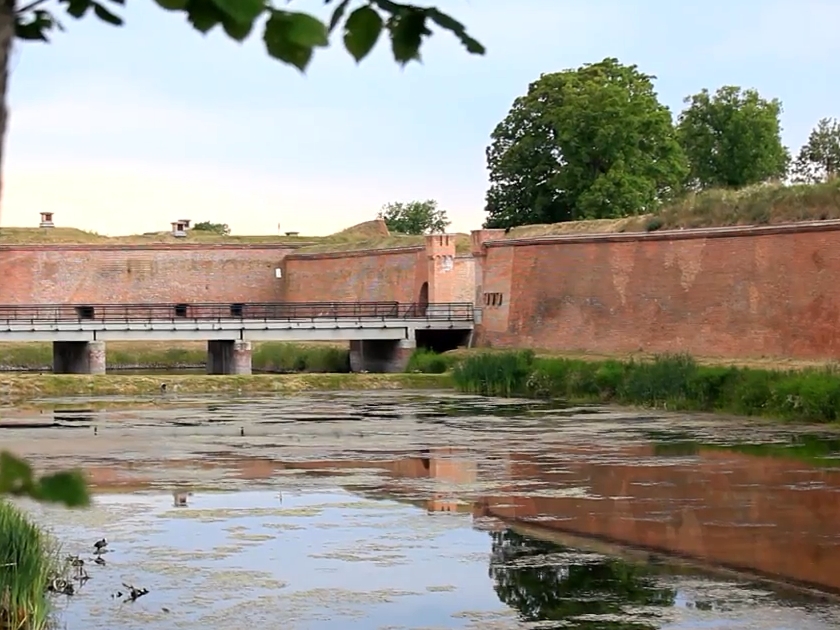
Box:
[405,349,459,374]
[252,343,349,373]
[0,502,59,630]
[451,351,840,423]
[0,342,351,373]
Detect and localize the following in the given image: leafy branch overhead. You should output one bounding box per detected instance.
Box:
[0,451,90,508]
[14,0,485,71]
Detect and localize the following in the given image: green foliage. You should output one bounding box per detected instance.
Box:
[0,452,90,508]
[0,502,60,630]
[676,86,790,189]
[451,350,535,396]
[378,199,450,235]
[451,351,840,423]
[252,343,350,373]
[192,221,231,236]
[484,57,688,229]
[14,0,485,72]
[490,529,675,625]
[405,348,456,373]
[791,117,840,184]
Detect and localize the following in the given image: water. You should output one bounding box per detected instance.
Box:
[4,391,840,629]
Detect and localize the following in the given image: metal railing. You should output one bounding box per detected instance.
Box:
[0,301,474,324]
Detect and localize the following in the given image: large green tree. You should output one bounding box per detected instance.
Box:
[0,0,484,215]
[675,86,789,189]
[484,57,687,229]
[378,199,449,234]
[790,117,840,184]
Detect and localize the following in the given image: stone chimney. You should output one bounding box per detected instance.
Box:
[39,212,54,228]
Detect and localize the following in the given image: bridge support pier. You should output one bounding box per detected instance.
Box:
[349,338,415,373]
[52,341,106,375]
[207,340,252,375]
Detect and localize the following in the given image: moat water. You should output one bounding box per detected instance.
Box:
[3,391,840,629]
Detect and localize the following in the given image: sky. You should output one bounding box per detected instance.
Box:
[2,0,838,236]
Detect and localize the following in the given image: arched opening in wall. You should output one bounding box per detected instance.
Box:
[418,282,429,316]
[415,329,471,354]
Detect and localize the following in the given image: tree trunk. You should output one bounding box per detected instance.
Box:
[0,1,14,225]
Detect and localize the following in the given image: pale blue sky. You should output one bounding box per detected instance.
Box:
[3,0,837,236]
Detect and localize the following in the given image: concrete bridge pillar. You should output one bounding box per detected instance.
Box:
[349,338,415,373]
[207,340,252,375]
[52,341,106,375]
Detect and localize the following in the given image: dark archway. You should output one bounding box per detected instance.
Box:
[418,281,429,316]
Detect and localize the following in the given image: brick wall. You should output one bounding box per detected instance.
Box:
[282,247,428,303]
[0,244,294,304]
[474,221,840,360]
[452,256,476,303]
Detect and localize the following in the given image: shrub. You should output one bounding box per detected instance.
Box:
[405,349,456,374]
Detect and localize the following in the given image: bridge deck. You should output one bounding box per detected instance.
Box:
[0,301,474,342]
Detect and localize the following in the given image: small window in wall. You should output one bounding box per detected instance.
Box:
[174,303,188,318]
[230,303,244,317]
[482,292,504,307]
[75,305,95,320]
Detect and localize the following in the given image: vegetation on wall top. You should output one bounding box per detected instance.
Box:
[484,57,840,231]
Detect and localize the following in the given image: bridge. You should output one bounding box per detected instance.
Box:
[0,301,474,375]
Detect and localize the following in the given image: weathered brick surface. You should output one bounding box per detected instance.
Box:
[452,257,475,303]
[0,245,293,304]
[476,222,840,360]
[282,247,428,303]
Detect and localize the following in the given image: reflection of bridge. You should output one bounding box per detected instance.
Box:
[0,301,474,374]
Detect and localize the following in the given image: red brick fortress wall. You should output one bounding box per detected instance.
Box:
[473,221,840,361]
[0,244,294,304]
[282,247,428,303]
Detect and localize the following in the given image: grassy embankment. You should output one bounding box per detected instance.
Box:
[444,350,840,423]
[0,502,61,630]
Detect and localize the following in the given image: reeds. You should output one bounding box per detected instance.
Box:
[451,351,840,423]
[0,502,57,630]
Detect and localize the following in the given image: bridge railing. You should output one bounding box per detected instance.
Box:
[0,301,474,323]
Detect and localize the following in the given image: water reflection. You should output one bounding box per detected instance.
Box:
[490,530,674,629]
[5,391,840,628]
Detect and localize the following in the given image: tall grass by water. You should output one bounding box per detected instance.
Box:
[405,349,459,374]
[0,502,57,630]
[451,351,840,423]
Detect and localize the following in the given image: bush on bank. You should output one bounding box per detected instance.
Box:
[0,501,57,630]
[450,351,840,423]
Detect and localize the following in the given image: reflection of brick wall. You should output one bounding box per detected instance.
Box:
[483,447,840,592]
[474,222,840,360]
[0,244,293,304]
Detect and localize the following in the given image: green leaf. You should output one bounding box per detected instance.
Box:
[153,0,189,10]
[328,0,350,33]
[283,11,329,48]
[34,471,91,508]
[92,2,123,26]
[343,5,383,62]
[64,0,93,19]
[0,451,34,495]
[222,15,253,41]
[263,11,314,72]
[209,0,264,25]
[185,1,224,33]
[389,10,427,64]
